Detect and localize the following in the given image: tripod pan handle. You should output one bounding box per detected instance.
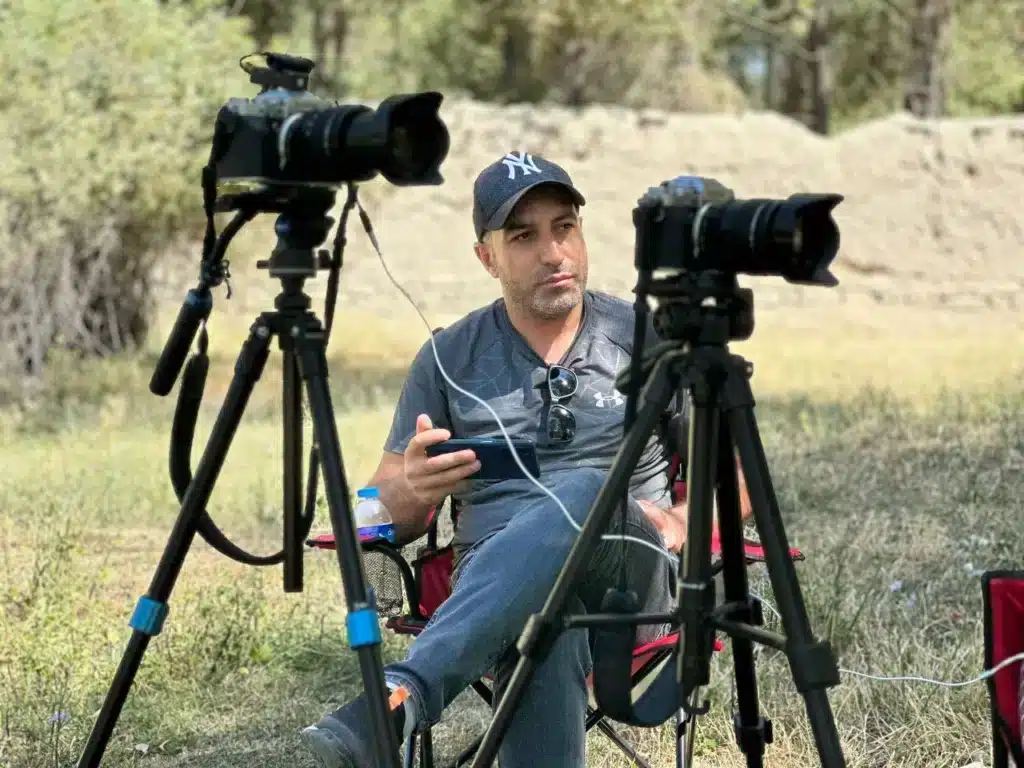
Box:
[150,287,213,396]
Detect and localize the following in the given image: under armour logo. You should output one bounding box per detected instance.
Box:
[593,391,625,409]
[501,151,542,179]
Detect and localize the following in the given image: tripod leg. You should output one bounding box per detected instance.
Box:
[724,364,846,768]
[281,346,304,593]
[714,410,769,768]
[675,374,721,706]
[468,353,681,768]
[677,700,698,768]
[292,323,402,768]
[78,319,274,768]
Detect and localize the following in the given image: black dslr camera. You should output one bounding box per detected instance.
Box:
[209,52,450,212]
[634,175,843,287]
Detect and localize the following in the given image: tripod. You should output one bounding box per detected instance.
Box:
[470,272,847,768]
[77,196,402,768]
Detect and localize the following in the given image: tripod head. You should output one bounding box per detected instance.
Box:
[616,269,754,415]
[647,271,754,348]
[255,188,338,284]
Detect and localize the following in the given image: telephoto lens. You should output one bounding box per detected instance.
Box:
[279,92,450,187]
[703,193,843,286]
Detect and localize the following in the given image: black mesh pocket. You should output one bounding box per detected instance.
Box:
[364,550,406,618]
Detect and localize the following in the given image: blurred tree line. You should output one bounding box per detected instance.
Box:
[229,0,1022,133]
[0,0,1020,405]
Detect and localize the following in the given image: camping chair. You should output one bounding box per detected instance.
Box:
[307,411,806,768]
[982,570,1024,768]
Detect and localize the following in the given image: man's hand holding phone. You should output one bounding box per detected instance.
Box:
[404,414,481,507]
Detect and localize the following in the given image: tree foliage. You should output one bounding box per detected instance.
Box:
[0,0,250,394]
[714,0,1021,131]
[226,0,1020,128]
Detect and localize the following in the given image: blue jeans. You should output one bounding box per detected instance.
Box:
[383,468,675,768]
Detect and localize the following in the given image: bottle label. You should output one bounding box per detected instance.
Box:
[358,523,396,544]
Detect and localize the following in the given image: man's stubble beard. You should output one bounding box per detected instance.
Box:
[530,280,585,320]
[506,267,588,322]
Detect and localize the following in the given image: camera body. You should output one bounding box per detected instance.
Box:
[213,53,339,191]
[634,175,843,287]
[210,52,450,210]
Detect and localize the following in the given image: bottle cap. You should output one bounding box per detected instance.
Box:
[356,487,380,499]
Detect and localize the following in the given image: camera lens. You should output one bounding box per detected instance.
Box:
[705,195,842,286]
[281,93,449,187]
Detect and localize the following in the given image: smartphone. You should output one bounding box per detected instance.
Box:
[425,437,541,481]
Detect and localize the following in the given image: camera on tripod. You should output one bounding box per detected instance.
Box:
[210,51,450,212]
[635,175,843,288]
[628,175,844,347]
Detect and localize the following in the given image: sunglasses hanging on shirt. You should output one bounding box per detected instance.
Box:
[546,364,578,444]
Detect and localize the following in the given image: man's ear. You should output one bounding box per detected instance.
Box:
[474,238,500,279]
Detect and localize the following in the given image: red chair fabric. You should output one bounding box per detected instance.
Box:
[982,570,1024,768]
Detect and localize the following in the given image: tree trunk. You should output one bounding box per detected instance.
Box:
[331,5,350,94]
[763,42,777,109]
[500,15,533,102]
[389,1,404,86]
[806,0,833,134]
[559,39,589,107]
[904,0,952,117]
[309,0,329,89]
[780,48,805,121]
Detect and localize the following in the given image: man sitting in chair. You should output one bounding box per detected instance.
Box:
[301,151,753,768]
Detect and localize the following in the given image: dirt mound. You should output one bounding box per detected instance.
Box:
[206,102,1024,323]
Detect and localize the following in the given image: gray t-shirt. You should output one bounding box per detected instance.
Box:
[383,289,682,551]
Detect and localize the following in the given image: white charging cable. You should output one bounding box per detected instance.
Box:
[838,651,1024,687]
[355,201,1018,694]
[742,586,1022,689]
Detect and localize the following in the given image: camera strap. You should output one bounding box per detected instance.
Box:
[200,123,231,267]
[591,589,681,727]
[322,184,359,341]
[200,163,218,265]
[197,116,240,294]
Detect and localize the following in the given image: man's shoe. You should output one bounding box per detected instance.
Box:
[300,692,407,768]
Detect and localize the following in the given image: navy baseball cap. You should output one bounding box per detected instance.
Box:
[472,151,586,240]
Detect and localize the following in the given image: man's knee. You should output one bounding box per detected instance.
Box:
[625,496,664,544]
[508,467,605,540]
[559,466,606,527]
[545,626,592,683]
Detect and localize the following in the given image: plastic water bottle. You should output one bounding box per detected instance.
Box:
[353,487,395,544]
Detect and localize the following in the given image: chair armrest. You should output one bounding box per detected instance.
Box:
[306,502,450,621]
[709,531,806,577]
[304,502,441,552]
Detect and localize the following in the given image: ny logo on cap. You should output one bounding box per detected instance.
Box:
[501,151,542,180]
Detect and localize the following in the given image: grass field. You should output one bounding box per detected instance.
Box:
[2,306,1022,768]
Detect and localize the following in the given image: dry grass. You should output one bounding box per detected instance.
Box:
[1,301,1022,768]
[733,305,1024,404]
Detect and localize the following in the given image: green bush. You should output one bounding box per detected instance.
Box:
[0,0,251,399]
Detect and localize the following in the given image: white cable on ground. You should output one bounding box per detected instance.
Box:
[838,652,1024,687]
[747,590,1022,689]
